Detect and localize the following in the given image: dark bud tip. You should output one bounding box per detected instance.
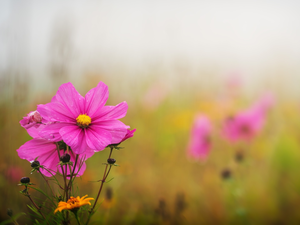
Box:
[60,153,71,163]
[20,177,30,184]
[7,208,13,217]
[221,169,231,180]
[235,150,244,162]
[31,160,40,168]
[107,158,116,164]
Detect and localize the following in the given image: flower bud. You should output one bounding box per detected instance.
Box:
[107,158,116,164]
[7,208,13,217]
[20,111,43,129]
[20,177,30,184]
[29,111,42,123]
[221,169,231,180]
[31,160,40,168]
[60,153,70,163]
[235,150,244,163]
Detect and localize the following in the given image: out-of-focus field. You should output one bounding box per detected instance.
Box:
[1,74,300,225]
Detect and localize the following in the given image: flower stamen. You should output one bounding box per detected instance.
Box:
[76,114,91,128]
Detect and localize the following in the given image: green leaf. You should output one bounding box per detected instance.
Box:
[0,213,26,225]
[105,177,114,183]
[27,205,41,217]
[28,186,56,205]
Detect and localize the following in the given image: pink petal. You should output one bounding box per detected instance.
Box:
[187,115,212,161]
[85,127,112,151]
[81,147,95,159]
[37,102,75,122]
[54,82,85,117]
[39,122,72,142]
[92,120,128,144]
[26,124,47,139]
[92,101,128,122]
[17,139,59,177]
[121,129,136,142]
[84,82,109,117]
[59,125,89,154]
[37,148,60,177]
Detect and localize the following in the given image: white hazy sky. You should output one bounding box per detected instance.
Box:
[1,0,300,93]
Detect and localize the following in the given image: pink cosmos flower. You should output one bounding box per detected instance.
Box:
[37,82,128,154]
[187,115,212,160]
[17,138,94,177]
[223,106,265,142]
[223,93,275,142]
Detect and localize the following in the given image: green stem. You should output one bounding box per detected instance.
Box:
[27,194,49,225]
[39,171,56,199]
[11,218,19,225]
[56,143,69,223]
[74,211,81,225]
[67,154,79,197]
[85,147,114,225]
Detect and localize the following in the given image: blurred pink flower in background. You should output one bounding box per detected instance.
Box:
[142,83,168,111]
[222,92,275,142]
[5,166,24,183]
[187,115,212,161]
[226,72,243,90]
[254,92,276,113]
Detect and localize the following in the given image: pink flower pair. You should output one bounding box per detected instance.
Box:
[17,82,135,177]
[223,93,275,142]
[186,93,275,161]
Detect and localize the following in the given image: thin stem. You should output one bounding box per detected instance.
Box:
[55,144,67,200]
[27,194,49,224]
[28,186,56,207]
[39,172,56,199]
[104,166,112,180]
[85,147,114,225]
[75,213,81,225]
[65,165,68,201]
[67,154,79,197]
[64,165,69,222]
[56,143,69,224]
[43,167,64,190]
[10,217,19,225]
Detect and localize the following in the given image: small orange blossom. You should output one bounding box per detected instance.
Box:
[54,195,94,213]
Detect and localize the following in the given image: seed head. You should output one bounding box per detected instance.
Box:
[107,158,116,164]
[7,208,13,217]
[31,161,40,168]
[221,169,231,180]
[60,153,71,163]
[20,177,30,184]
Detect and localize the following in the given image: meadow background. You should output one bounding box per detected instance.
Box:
[1,1,300,224]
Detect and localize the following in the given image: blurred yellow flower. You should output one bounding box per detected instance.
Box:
[54,195,94,213]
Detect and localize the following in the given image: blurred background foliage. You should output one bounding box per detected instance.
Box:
[2,1,300,224]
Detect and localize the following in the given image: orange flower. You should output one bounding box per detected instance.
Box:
[54,195,94,213]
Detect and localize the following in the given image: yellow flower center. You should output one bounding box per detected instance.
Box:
[54,195,94,214]
[76,114,91,128]
[67,197,80,206]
